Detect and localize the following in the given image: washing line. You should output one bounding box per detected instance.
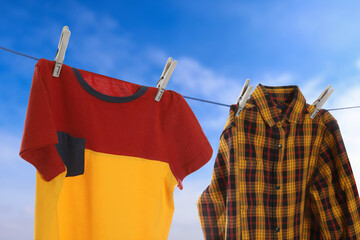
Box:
[1,46,360,112]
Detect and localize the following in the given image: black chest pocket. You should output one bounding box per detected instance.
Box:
[55,131,86,177]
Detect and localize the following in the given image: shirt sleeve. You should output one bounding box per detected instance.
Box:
[197,126,232,239]
[164,94,213,183]
[19,64,66,181]
[309,118,360,239]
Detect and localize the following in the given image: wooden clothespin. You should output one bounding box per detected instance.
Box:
[52,26,71,77]
[155,57,177,101]
[310,85,334,119]
[235,79,253,117]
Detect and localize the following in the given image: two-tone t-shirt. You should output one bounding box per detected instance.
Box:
[19,58,213,240]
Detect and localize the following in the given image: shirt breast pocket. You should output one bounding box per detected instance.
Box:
[55,131,86,177]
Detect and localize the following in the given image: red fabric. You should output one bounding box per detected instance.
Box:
[19,58,213,183]
[19,65,66,181]
[163,96,214,181]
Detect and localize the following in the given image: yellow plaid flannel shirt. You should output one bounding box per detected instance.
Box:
[198,84,360,239]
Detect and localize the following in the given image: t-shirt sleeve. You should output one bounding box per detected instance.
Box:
[164,94,213,182]
[19,64,66,181]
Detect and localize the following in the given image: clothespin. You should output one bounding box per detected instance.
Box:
[235,79,253,117]
[309,85,334,119]
[155,57,177,101]
[52,26,71,77]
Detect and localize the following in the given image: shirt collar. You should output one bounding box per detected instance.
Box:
[247,84,307,127]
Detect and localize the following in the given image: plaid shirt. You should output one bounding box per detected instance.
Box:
[198,84,360,239]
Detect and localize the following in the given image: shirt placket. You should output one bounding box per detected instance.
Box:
[271,120,285,239]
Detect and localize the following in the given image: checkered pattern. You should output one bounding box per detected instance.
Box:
[197,84,360,239]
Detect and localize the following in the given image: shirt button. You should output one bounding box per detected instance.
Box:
[277,144,282,149]
[275,185,280,190]
[275,227,280,232]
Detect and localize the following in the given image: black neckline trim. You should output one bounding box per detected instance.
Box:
[72,67,148,103]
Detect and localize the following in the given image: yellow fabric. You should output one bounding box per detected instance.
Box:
[34,169,66,240]
[34,149,178,240]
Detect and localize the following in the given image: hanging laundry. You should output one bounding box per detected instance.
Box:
[197,84,360,239]
[19,58,213,240]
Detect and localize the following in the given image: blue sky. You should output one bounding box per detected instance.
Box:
[1,1,360,239]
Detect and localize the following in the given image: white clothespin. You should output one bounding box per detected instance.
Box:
[235,79,253,117]
[155,57,177,101]
[52,26,71,77]
[310,85,334,119]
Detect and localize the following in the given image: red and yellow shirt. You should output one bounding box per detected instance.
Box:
[19,58,213,240]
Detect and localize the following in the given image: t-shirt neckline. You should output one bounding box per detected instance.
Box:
[72,67,148,103]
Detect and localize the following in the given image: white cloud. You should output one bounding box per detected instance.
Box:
[0,204,34,240]
[172,57,243,103]
[299,74,329,104]
[201,113,229,130]
[170,57,245,133]
[330,85,360,188]
[261,72,294,86]
[0,220,33,240]
[170,178,212,240]
[356,58,360,71]
[0,131,21,166]
[59,4,175,87]
[68,5,134,75]
[144,47,169,67]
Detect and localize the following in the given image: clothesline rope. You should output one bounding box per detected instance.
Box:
[0,46,40,61]
[1,46,360,112]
